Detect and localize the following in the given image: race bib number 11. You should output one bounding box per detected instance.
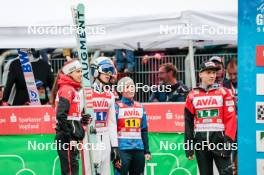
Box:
[125,119,140,128]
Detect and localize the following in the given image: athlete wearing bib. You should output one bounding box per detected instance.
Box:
[114,77,151,175]
[54,60,90,175]
[82,57,119,175]
[184,61,237,175]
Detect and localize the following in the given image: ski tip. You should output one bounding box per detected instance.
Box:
[77,3,85,10]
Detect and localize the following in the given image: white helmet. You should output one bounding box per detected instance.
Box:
[90,56,116,78]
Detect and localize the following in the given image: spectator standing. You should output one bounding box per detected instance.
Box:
[223,58,238,175]
[2,49,54,105]
[224,58,238,101]
[115,49,135,73]
[149,63,189,102]
[209,56,226,86]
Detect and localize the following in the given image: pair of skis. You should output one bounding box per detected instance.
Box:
[17,49,41,105]
[71,4,99,175]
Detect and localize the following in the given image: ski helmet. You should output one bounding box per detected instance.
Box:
[90,56,116,78]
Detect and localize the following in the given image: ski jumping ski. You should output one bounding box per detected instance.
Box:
[17,49,41,105]
[71,3,99,175]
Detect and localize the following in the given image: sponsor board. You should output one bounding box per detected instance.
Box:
[0,103,185,135]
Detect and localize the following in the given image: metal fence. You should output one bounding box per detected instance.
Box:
[50,58,66,77]
[131,53,237,102]
[130,55,186,102]
[48,53,237,102]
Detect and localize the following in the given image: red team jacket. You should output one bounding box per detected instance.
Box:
[185,85,237,142]
[55,73,85,142]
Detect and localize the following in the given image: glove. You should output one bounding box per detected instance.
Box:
[111,147,121,161]
[221,136,234,158]
[111,147,122,171]
[184,139,194,159]
[113,159,122,172]
[24,102,30,105]
[2,101,9,106]
[145,153,152,161]
[81,113,92,125]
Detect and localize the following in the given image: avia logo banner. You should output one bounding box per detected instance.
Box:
[193,96,223,108]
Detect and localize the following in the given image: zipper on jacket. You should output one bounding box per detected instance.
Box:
[207,131,209,144]
[72,120,76,134]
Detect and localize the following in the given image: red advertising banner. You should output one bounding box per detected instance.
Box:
[144,103,184,133]
[0,103,184,135]
[0,106,56,135]
[256,45,264,66]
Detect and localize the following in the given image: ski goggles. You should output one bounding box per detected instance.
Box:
[98,64,115,75]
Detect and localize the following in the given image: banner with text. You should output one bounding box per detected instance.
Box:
[0,133,196,175]
[0,103,185,135]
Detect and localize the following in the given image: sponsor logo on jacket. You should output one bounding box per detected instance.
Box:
[193,96,223,108]
[124,109,141,117]
[93,99,109,108]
